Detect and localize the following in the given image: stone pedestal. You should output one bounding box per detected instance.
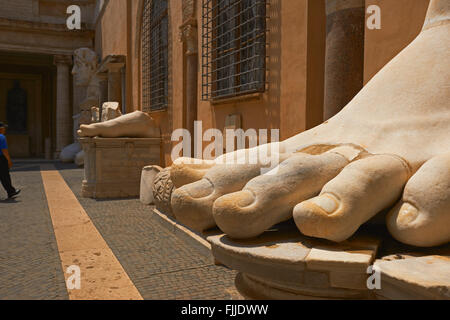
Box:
[374,255,450,300]
[208,222,378,300]
[80,137,161,199]
[208,221,450,300]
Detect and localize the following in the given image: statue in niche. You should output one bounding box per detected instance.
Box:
[6,80,28,134]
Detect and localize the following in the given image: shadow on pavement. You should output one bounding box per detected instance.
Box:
[0,198,20,203]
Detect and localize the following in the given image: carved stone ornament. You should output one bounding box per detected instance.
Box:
[152,167,175,217]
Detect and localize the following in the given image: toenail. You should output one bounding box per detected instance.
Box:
[236,190,256,207]
[185,179,214,198]
[310,193,339,214]
[397,202,419,225]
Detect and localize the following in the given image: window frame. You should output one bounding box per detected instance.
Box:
[202,0,267,101]
[142,0,169,112]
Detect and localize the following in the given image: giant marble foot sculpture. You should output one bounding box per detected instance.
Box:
[171,0,450,247]
[77,111,160,138]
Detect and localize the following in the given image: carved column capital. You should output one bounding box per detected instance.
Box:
[180,23,198,55]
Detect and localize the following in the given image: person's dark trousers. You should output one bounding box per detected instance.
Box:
[0,154,16,196]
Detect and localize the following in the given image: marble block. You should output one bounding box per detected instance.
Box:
[80,137,161,199]
[374,255,450,300]
[208,222,380,299]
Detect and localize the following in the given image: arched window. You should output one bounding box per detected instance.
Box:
[142,0,169,111]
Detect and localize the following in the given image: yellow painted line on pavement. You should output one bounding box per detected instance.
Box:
[40,165,143,300]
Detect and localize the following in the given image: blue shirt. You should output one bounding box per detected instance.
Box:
[0,134,8,150]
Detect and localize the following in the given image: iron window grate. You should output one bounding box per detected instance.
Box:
[202,0,267,101]
[142,0,169,112]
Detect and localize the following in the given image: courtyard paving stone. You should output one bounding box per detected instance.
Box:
[0,161,240,300]
[56,162,241,300]
[0,161,68,300]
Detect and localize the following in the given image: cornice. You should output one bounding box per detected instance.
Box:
[0,17,94,37]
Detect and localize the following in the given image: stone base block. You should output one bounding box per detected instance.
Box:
[80,137,161,199]
[374,255,450,300]
[208,222,378,300]
[207,221,450,300]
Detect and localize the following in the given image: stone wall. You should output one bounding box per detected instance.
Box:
[0,0,36,20]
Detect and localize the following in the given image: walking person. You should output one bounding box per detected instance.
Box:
[0,122,20,199]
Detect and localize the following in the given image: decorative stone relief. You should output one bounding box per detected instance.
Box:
[180,24,198,55]
[152,167,175,217]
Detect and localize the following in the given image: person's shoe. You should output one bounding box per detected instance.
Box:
[8,189,21,199]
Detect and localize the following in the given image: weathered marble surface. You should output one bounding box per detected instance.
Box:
[374,255,450,300]
[152,167,175,217]
[208,222,380,299]
[140,165,162,205]
[101,102,122,122]
[78,111,160,139]
[171,0,450,248]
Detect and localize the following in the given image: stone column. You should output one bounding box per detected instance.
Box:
[324,0,365,120]
[73,84,87,139]
[121,66,126,113]
[107,63,124,105]
[54,55,73,157]
[180,24,198,141]
[180,0,198,157]
[97,73,108,107]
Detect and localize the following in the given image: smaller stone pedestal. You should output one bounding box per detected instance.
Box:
[80,137,161,199]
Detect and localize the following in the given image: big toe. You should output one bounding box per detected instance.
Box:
[213,190,259,238]
[293,194,346,241]
[294,154,409,242]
